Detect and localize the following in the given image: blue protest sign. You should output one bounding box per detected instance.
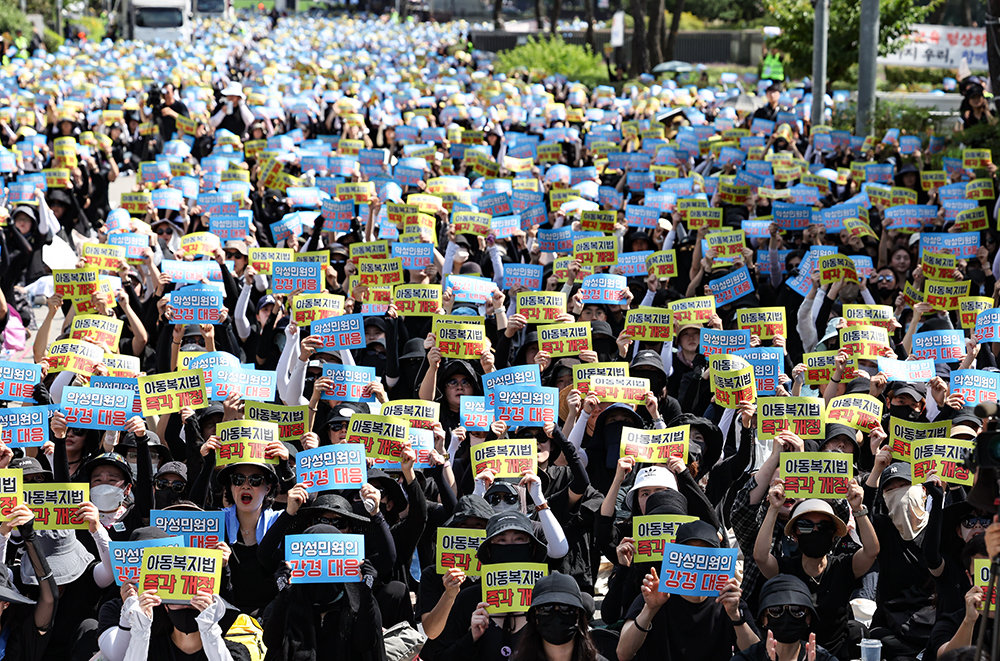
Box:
[0,361,41,402]
[272,262,323,294]
[321,198,354,232]
[951,369,1000,405]
[210,214,250,240]
[210,365,278,401]
[482,365,542,408]
[110,536,184,586]
[321,364,377,402]
[618,251,653,277]
[920,232,979,260]
[109,233,148,261]
[708,266,755,306]
[876,358,935,383]
[658,543,738,596]
[170,285,225,324]
[296,444,367,493]
[494,386,558,428]
[392,242,434,269]
[151,187,183,211]
[60,386,134,430]
[91,376,143,414]
[286,533,366,583]
[460,396,495,431]
[311,314,367,350]
[974,308,1000,343]
[579,274,628,305]
[734,347,784,395]
[0,405,53,447]
[149,510,225,548]
[503,263,543,290]
[699,329,751,356]
[626,204,660,229]
[912,330,966,363]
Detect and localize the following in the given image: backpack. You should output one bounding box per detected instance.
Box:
[225,613,267,661]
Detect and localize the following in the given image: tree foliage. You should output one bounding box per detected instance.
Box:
[766,0,942,83]
[495,35,608,88]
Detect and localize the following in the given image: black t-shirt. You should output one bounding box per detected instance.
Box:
[624,592,752,661]
[777,553,856,657]
[157,100,189,140]
[32,563,103,661]
[871,514,935,626]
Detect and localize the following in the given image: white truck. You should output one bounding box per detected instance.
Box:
[193,0,232,20]
[112,0,192,42]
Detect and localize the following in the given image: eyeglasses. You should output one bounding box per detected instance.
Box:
[446,378,471,388]
[963,516,991,530]
[155,479,186,492]
[230,473,265,487]
[766,605,807,619]
[534,604,578,617]
[793,519,834,535]
[486,492,519,506]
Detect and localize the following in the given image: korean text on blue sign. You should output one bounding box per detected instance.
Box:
[734,347,784,396]
[391,242,434,269]
[951,369,1000,405]
[974,308,1000,343]
[658,544,737,597]
[579,274,628,305]
[0,405,53,447]
[494,386,558,428]
[149,510,225,548]
[170,285,224,324]
[286,533,365,583]
[91,376,143,414]
[460,396,495,431]
[0,361,41,402]
[296,444,367,493]
[699,329,751,357]
[110,537,184,586]
[482,365,542,408]
[210,366,277,401]
[321,364,377,402]
[272,262,323,294]
[708,266,755,306]
[311,314,367,351]
[912,330,966,363]
[502,263,543,290]
[60,386,134,430]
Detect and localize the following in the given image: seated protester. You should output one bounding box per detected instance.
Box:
[863,459,940,659]
[418,353,486,434]
[119,588,240,661]
[925,535,991,661]
[204,435,292,616]
[511,572,607,661]
[153,461,189,509]
[83,426,153,541]
[0,505,61,661]
[618,521,757,661]
[428,512,561,661]
[262,524,385,661]
[754,482,878,661]
[47,410,101,481]
[731,575,838,661]
[417,495,493,642]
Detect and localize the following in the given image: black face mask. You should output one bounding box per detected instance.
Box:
[357,349,387,374]
[304,374,317,400]
[795,530,835,558]
[302,582,344,609]
[488,542,535,565]
[767,612,811,644]
[602,421,629,468]
[889,404,920,421]
[535,612,578,645]
[154,489,181,509]
[167,607,200,634]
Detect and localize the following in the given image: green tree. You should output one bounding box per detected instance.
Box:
[766,0,941,83]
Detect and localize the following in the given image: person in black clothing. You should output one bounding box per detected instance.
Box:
[751,85,784,124]
[209,82,254,140]
[155,83,189,141]
[512,572,607,661]
[732,575,839,661]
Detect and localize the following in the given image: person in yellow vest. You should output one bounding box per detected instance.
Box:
[760,46,785,83]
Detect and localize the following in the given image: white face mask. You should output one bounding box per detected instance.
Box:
[91,484,125,513]
[883,484,928,541]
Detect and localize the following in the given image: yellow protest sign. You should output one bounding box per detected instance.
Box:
[687,207,722,230]
[179,232,221,258]
[826,394,883,432]
[757,397,825,440]
[335,182,374,203]
[780,452,853,499]
[911,438,974,486]
[921,251,957,281]
[668,297,716,327]
[452,211,491,236]
[432,319,487,359]
[803,350,856,386]
[216,420,279,466]
[708,354,756,409]
[736,308,786,340]
[46,339,104,375]
[137,369,208,416]
[538,323,591,357]
[646,250,677,278]
[572,363,628,395]
[960,296,994,329]
[955,206,988,232]
[393,284,442,316]
[53,268,100,301]
[619,425,689,463]
[120,191,152,216]
[249,247,293,275]
[632,515,698,563]
[705,229,745,260]
[573,236,617,268]
[245,401,309,444]
[963,148,992,170]
[624,307,673,342]
[23,483,88,529]
[839,325,889,363]
[842,304,894,330]
[346,414,410,461]
[70,314,124,352]
[482,563,548,613]
[888,417,951,461]
[0,470,20,520]
[515,292,566,323]
[82,244,126,271]
[924,279,970,311]
[290,293,344,325]
[139,546,223,604]
[350,240,390,263]
[818,254,858,285]
[471,439,537,478]
[358,258,404,287]
[380,400,440,430]
[580,210,616,233]
[591,375,650,404]
[436,527,486,576]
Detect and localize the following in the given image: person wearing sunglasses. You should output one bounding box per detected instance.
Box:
[512,572,603,661]
[754,481,878,661]
[152,461,188,509]
[619,520,757,661]
[731,575,837,661]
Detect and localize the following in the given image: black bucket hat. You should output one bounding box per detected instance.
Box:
[476,511,544,563]
[757,574,818,620]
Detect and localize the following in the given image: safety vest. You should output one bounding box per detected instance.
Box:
[13,36,28,60]
[761,53,784,81]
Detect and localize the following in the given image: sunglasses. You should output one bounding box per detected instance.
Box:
[793,519,834,535]
[766,605,807,619]
[224,250,244,259]
[317,515,345,528]
[328,422,347,432]
[534,604,578,617]
[230,473,266,487]
[487,492,519,506]
[963,516,991,530]
[155,479,186,492]
[156,226,174,235]
[875,275,893,283]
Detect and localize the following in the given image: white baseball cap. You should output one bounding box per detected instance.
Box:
[625,465,678,511]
